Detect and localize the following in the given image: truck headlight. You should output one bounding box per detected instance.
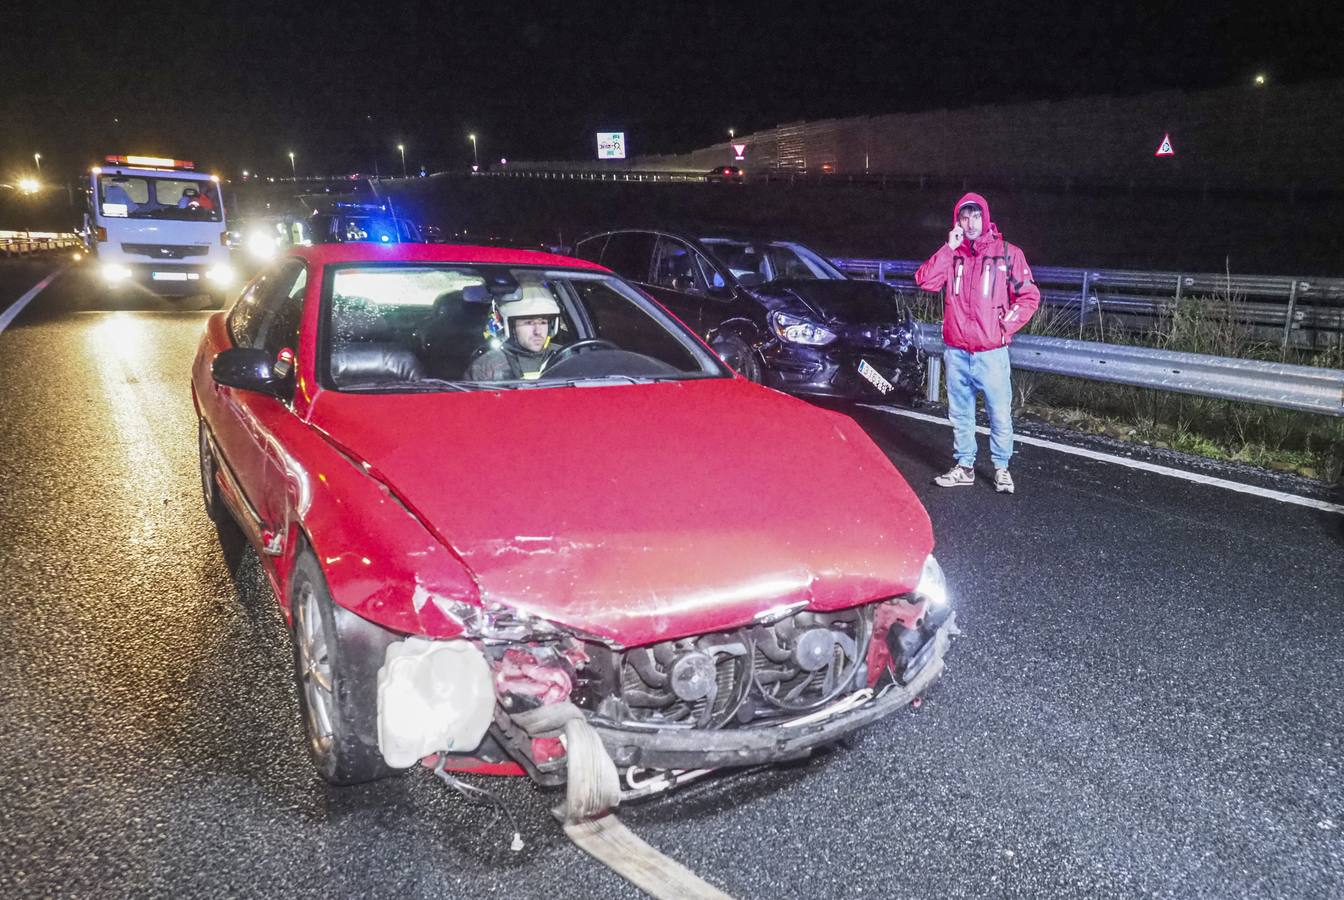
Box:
[205,264,235,285]
[100,263,133,283]
[914,554,948,607]
[772,311,837,346]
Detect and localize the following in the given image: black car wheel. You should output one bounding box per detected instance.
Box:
[711,333,762,383]
[198,419,228,525]
[289,550,403,785]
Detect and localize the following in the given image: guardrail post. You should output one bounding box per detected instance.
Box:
[925,355,942,403]
[1078,271,1092,332]
[1281,280,1299,351]
[878,261,887,283]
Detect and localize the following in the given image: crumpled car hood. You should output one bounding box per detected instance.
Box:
[752,278,909,324]
[308,378,933,647]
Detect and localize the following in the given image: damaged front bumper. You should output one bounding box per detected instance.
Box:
[760,339,927,401]
[580,609,956,771]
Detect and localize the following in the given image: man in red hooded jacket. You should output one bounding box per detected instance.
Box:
[915,192,1040,493]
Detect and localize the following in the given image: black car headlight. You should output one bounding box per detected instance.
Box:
[772,311,838,346]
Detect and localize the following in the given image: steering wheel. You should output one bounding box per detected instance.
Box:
[539,338,621,375]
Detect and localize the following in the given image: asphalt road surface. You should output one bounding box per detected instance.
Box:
[2,260,1341,898]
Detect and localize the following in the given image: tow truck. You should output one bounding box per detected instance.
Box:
[83,155,236,300]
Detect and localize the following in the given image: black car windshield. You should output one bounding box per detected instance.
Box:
[701,239,844,283]
[97,174,222,222]
[325,265,728,392]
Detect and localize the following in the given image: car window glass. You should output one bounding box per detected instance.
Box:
[701,239,844,283]
[98,175,220,222]
[767,244,822,280]
[652,238,702,293]
[257,266,308,357]
[702,239,769,282]
[227,268,277,347]
[572,235,607,265]
[695,253,727,293]
[99,176,150,214]
[231,260,305,350]
[565,277,702,372]
[598,232,655,281]
[400,220,422,241]
[321,265,723,390]
[328,266,561,385]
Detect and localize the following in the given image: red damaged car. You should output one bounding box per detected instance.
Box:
[192,242,956,801]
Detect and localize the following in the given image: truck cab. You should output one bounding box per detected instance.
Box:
[84,155,236,300]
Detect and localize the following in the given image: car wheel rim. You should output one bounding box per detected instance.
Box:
[715,339,747,374]
[296,583,336,759]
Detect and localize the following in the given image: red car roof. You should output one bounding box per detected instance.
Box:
[288,242,608,272]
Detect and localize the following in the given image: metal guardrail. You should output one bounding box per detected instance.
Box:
[834,257,1344,351]
[915,324,1344,417]
[0,231,83,258]
[477,166,713,183]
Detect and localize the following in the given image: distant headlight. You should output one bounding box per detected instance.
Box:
[771,311,837,346]
[245,232,278,260]
[100,263,133,283]
[205,264,235,285]
[914,554,948,607]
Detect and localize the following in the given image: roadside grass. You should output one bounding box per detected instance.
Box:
[901,286,1344,484]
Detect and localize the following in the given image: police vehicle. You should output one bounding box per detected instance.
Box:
[297,200,422,245]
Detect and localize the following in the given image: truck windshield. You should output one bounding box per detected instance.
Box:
[97,175,222,223]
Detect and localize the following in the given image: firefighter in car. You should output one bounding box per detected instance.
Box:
[464,284,562,381]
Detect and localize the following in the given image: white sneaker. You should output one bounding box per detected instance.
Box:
[934,465,975,487]
[994,468,1015,493]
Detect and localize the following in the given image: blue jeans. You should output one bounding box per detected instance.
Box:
[944,346,1014,469]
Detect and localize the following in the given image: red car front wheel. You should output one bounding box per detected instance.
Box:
[289,550,404,785]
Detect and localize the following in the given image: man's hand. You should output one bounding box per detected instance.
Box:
[948,225,965,251]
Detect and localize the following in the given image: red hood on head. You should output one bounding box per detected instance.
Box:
[953,191,1001,252]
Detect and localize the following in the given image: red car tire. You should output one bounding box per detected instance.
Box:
[288,549,404,785]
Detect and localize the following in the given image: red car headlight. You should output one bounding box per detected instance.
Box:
[427,595,566,642]
[913,554,948,608]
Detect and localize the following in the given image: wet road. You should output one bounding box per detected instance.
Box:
[1,261,1342,898]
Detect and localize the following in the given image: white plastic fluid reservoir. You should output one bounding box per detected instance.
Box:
[376,638,495,769]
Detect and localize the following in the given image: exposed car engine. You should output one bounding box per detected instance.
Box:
[572,606,882,729]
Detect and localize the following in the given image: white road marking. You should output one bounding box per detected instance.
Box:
[0,267,64,335]
[864,404,1344,516]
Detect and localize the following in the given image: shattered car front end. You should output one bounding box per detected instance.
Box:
[375,555,957,787]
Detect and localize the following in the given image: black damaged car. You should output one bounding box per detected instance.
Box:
[571,228,926,401]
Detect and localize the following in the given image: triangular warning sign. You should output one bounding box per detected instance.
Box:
[1155,133,1175,157]
[732,143,746,160]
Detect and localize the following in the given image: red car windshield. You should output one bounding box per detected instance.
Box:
[324,265,728,391]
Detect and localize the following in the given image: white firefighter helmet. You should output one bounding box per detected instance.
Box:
[497,284,561,339]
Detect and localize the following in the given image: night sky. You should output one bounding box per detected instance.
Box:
[5,0,1343,179]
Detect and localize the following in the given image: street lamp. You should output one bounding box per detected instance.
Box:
[728,128,735,140]
[34,153,42,174]
[1254,73,1267,86]
[397,143,406,178]
[468,133,478,168]
[288,151,296,177]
